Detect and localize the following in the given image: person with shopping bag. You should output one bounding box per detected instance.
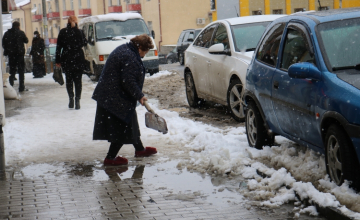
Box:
[55,15,87,109]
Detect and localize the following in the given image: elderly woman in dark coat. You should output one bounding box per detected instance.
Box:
[55,15,87,110]
[92,34,157,166]
[30,31,45,78]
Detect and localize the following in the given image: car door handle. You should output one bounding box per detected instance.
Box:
[274,81,279,89]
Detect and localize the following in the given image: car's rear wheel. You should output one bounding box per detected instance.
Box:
[179,53,184,65]
[325,125,360,190]
[185,72,200,108]
[246,101,268,149]
[227,79,245,122]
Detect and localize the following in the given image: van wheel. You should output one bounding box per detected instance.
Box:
[246,101,268,149]
[185,72,200,107]
[325,125,360,190]
[227,79,245,122]
[179,53,184,65]
[93,64,102,80]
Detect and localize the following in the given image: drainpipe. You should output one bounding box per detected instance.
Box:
[103,0,106,14]
[158,0,162,51]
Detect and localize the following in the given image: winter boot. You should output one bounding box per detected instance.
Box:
[68,97,74,108]
[104,156,128,166]
[75,97,80,110]
[135,147,157,157]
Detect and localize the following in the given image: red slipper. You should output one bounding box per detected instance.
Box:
[104,156,128,166]
[135,147,157,157]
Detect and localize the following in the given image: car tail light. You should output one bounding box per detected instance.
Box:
[155,50,158,56]
[99,55,104,61]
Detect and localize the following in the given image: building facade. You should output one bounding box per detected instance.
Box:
[11,0,360,52]
[213,0,360,20]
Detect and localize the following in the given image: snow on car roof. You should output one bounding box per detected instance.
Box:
[79,13,143,26]
[225,15,287,25]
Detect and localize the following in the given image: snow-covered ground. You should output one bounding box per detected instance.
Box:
[4,72,360,219]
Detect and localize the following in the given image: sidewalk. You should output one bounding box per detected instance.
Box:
[0,74,326,220]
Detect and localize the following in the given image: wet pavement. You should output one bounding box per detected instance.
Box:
[0,72,328,220]
[0,160,327,220]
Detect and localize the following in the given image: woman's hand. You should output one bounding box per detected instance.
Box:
[56,63,61,68]
[139,96,148,106]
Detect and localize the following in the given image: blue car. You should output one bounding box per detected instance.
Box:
[243,8,360,190]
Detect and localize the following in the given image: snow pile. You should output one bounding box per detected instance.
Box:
[146,70,175,79]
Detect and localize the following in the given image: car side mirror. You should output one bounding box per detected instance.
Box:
[208,43,231,56]
[151,30,155,39]
[288,62,321,80]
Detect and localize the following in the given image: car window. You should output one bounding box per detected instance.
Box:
[194,24,217,48]
[256,23,285,67]
[232,22,269,52]
[281,27,315,70]
[188,31,195,41]
[212,24,229,49]
[183,31,190,42]
[177,32,185,44]
[317,17,360,71]
[88,24,95,45]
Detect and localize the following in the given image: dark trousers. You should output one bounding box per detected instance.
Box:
[65,71,82,99]
[106,140,145,159]
[9,55,25,90]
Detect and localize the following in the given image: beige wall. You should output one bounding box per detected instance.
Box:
[11,3,33,49]
[249,0,265,15]
[269,0,286,14]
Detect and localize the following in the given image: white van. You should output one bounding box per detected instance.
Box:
[79,13,159,79]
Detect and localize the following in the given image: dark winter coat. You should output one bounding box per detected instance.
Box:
[55,23,87,73]
[30,37,45,64]
[2,28,28,56]
[92,42,145,124]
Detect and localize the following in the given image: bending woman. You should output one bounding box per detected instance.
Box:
[92,34,157,166]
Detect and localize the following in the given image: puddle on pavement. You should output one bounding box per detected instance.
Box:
[10,160,325,219]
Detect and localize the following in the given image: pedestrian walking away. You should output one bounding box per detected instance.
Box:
[92,34,157,166]
[2,21,29,92]
[30,31,45,78]
[55,15,87,110]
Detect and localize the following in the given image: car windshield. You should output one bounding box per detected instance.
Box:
[95,19,150,41]
[49,47,56,55]
[231,22,270,52]
[317,18,360,71]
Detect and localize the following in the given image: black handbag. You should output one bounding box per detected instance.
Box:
[53,66,64,86]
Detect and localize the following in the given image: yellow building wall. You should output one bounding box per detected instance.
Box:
[342,0,360,7]
[240,0,250,16]
[249,0,265,15]
[156,0,211,48]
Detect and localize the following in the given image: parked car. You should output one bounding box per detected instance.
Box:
[243,8,360,190]
[24,44,56,73]
[177,28,202,65]
[184,15,286,121]
[165,47,178,64]
[79,13,159,79]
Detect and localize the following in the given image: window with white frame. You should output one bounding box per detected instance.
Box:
[70,0,74,10]
[108,0,112,6]
[63,0,66,10]
[48,2,52,13]
[33,4,37,14]
[135,0,140,3]
[78,0,81,9]
[87,0,90,8]
[38,3,41,15]
[55,0,59,12]
[117,0,121,5]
